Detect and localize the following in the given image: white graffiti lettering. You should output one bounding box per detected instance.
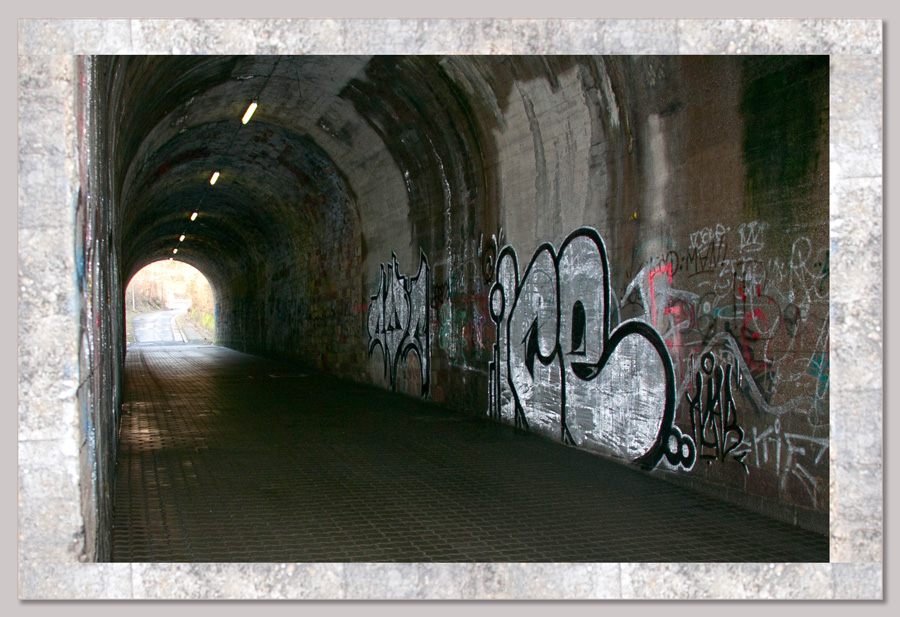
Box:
[487,227,695,470]
[367,251,430,397]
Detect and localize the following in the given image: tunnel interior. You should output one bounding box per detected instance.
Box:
[76,54,830,560]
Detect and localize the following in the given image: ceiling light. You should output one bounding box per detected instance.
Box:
[210,171,220,185]
[191,212,198,221]
[242,101,258,124]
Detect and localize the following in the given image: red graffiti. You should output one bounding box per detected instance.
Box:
[741,308,771,374]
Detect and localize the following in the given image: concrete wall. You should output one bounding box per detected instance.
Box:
[470,56,831,528]
[266,55,830,530]
[107,56,832,533]
[17,18,883,599]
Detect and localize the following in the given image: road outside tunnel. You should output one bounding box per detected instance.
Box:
[132,310,184,343]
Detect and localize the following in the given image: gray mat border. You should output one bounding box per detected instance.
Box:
[16,18,883,599]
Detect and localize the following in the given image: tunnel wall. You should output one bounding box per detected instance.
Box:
[75,56,126,562]
[211,135,368,377]
[326,56,829,531]
[159,56,834,531]
[98,54,830,540]
[18,55,126,564]
[14,18,885,597]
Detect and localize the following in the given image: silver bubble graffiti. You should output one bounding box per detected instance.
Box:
[487,227,695,470]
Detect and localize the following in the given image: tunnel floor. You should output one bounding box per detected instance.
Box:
[110,342,829,563]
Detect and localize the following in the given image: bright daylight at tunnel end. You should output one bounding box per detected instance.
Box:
[70,54,829,562]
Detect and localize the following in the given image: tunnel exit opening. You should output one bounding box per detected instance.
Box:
[125,260,216,345]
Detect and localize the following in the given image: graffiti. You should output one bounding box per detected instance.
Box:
[808,352,829,398]
[619,222,829,412]
[479,229,504,284]
[486,227,694,470]
[589,218,829,504]
[436,299,488,355]
[738,220,767,252]
[683,223,729,278]
[429,258,491,365]
[413,214,830,509]
[689,223,729,251]
[685,351,747,470]
[366,251,430,397]
[622,261,700,352]
[746,418,829,506]
[430,280,451,312]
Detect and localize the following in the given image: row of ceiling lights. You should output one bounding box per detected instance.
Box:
[169,99,259,260]
[170,58,280,261]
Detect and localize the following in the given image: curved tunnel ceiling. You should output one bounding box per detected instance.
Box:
[107,55,620,293]
[111,55,376,287]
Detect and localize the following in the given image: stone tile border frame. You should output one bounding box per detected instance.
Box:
[16,18,883,600]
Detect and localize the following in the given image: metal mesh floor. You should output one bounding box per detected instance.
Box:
[110,343,828,562]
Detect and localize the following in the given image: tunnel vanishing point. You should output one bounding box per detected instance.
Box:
[22,54,830,563]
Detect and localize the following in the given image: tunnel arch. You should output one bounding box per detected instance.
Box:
[125,258,218,308]
[107,53,823,395]
[74,54,831,561]
[106,55,519,375]
[109,58,371,363]
[99,52,829,434]
[125,258,217,349]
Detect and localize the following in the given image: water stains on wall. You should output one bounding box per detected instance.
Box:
[741,56,829,225]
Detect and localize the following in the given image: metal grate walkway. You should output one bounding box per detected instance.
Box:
[111,342,828,562]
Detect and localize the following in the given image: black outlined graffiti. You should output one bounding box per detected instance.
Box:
[367,251,430,397]
[479,229,504,284]
[619,223,830,419]
[685,351,748,471]
[487,227,695,470]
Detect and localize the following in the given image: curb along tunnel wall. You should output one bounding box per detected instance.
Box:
[75,55,829,561]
